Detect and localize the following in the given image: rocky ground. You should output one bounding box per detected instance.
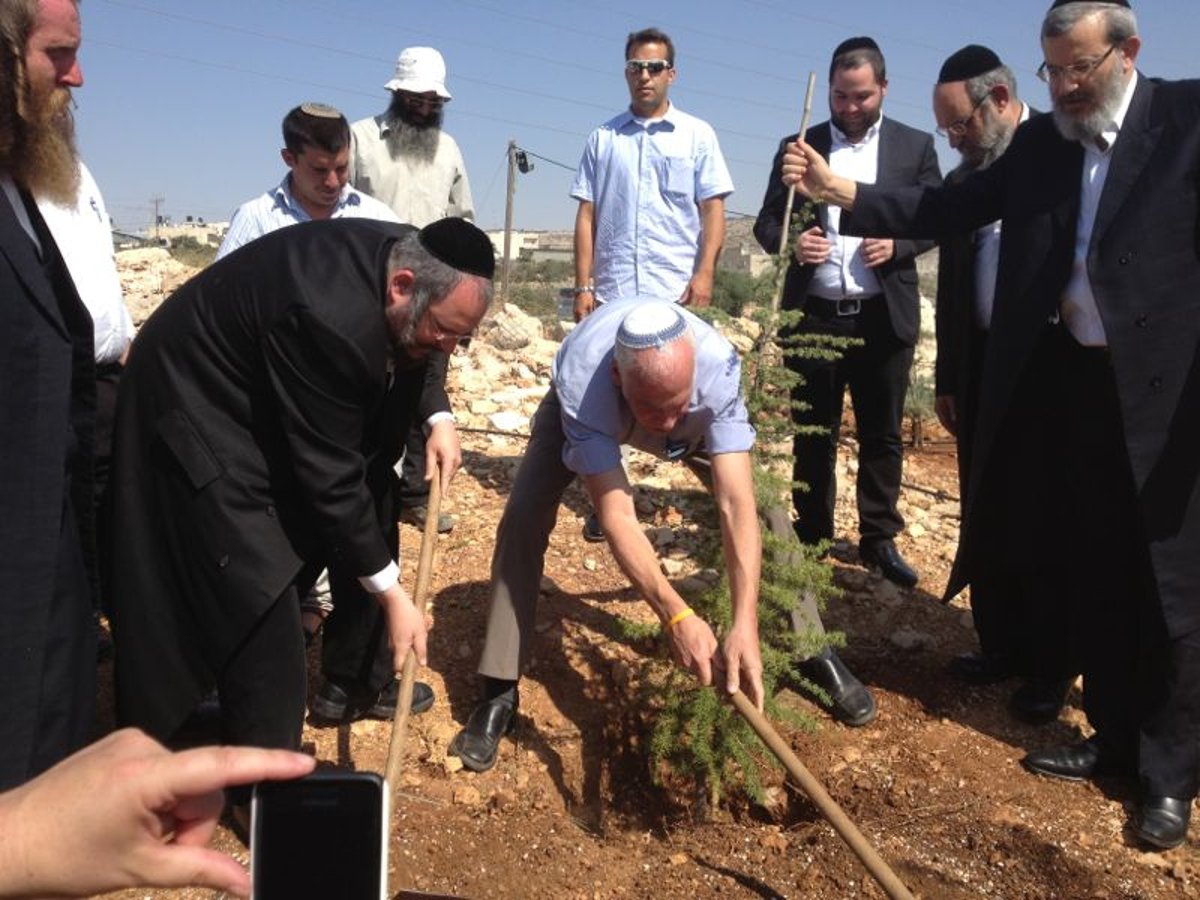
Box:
[96,254,1198,898]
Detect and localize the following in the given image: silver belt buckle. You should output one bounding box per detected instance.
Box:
[836,297,862,316]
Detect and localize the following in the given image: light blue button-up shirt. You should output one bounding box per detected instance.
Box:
[552,299,754,477]
[216,175,400,260]
[570,104,733,304]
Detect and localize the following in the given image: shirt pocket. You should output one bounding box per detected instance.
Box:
[656,156,694,199]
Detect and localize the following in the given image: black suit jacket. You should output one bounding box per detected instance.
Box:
[0,186,96,788]
[110,218,451,736]
[850,76,1200,631]
[753,117,942,346]
[934,108,1040,480]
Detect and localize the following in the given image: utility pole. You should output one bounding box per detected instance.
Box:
[150,194,165,242]
[500,139,517,309]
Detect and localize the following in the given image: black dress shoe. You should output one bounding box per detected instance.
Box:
[582,511,606,543]
[1021,738,1129,781]
[797,649,877,727]
[858,539,919,589]
[310,678,434,723]
[948,651,1014,685]
[1009,677,1072,725]
[1136,796,1192,850]
[449,695,518,772]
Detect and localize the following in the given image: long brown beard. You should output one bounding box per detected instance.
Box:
[17,85,79,205]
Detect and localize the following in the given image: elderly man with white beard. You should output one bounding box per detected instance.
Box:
[780,0,1200,851]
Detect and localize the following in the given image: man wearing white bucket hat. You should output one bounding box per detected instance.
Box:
[350,46,475,537]
[350,46,474,228]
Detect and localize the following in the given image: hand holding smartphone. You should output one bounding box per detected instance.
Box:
[251,772,388,900]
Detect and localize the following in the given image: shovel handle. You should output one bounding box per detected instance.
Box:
[385,463,442,788]
[728,690,915,900]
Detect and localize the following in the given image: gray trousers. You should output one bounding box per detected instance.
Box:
[477,387,826,681]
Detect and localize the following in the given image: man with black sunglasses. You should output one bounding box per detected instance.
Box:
[570,27,732,321]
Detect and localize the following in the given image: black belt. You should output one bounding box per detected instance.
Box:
[804,294,881,318]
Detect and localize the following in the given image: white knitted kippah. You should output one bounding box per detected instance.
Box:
[616,304,687,351]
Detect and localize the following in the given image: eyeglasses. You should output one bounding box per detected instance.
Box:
[1037,44,1118,83]
[625,59,672,76]
[935,91,991,139]
[426,309,474,348]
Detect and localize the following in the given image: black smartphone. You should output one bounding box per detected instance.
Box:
[250,771,388,900]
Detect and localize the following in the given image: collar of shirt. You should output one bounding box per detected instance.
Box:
[615,101,679,133]
[271,175,361,219]
[1092,70,1138,156]
[830,116,883,152]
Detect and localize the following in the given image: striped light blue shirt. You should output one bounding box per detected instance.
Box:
[216,176,400,259]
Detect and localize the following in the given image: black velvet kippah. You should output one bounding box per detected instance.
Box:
[832,36,880,62]
[938,45,1003,84]
[418,218,496,280]
[1049,0,1129,7]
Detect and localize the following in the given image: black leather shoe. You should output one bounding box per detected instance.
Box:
[1136,796,1192,850]
[449,695,518,772]
[858,539,919,589]
[948,651,1014,685]
[1021,738,1129,781]
[310,678,434,723]
[582,512,605,543]
[1009,677,1072,725]
[797,649,877,727]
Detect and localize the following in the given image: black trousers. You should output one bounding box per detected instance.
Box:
[1052,327,1200,799]
[94,362,121,614]
[965,330,1073,680]
[786,296,912,544]
[397,421,428,505]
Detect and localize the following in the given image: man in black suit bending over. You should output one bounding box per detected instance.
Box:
[110,218,493,757]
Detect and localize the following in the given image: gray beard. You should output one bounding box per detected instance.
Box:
[1051,64,1127,145]
[386,119,440,163]
[974,121,1016,172]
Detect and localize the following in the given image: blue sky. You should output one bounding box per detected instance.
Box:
[76,0,1190,233]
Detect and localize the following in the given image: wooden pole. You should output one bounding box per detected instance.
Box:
[499,139,517,309]
[770,71,818,316]
[728,691,915,900]
[384,463,442,790]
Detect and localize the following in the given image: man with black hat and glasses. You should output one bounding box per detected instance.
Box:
[754,37,941,592]
[931,47,1076,727]
[109,217,494,756]
[781,0,1200,849]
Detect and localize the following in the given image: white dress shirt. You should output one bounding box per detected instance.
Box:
[1061,71,1139,346]
[972,103,1032,329]
[810,118,884,300]
[36,163,135,365]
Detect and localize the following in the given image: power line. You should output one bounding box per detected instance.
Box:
[518,149,577,174]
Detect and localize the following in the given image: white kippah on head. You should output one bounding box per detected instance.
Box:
[616,304,687,351]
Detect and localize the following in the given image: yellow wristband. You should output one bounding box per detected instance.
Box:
[665,607,695,630]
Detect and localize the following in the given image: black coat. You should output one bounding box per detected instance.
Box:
[0,186,96,788]
[850,76,1200,632]
[110,219,450,737]
[753,117,942,346]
